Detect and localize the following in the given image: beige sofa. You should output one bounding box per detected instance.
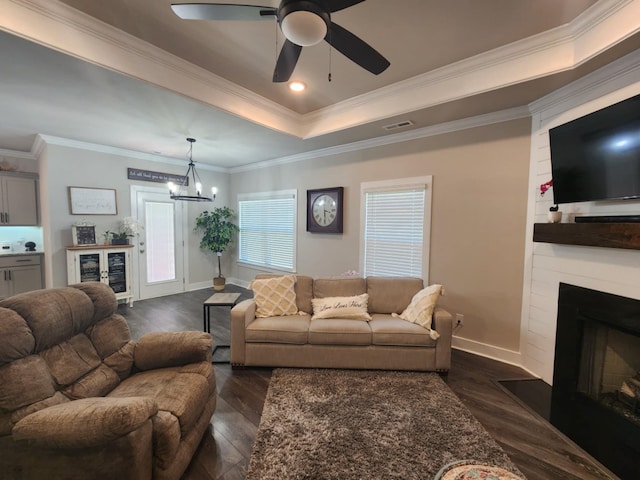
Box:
[231,276,452,372]
[0,282,216,480]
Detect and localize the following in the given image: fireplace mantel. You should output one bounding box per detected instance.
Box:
[533,223,640,250]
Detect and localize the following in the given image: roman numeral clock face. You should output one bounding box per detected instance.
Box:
[313,195,336,226]
[307,187,344,234]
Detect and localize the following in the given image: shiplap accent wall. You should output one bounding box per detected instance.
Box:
[521,49,640,384]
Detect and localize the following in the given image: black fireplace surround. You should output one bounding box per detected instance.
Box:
[553,283,640,479]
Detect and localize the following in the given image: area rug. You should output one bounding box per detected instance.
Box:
[246,369,525,480]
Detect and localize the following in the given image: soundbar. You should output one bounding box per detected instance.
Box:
[574,215,640,223]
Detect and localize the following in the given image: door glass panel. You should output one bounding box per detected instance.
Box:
[145,201,176,283]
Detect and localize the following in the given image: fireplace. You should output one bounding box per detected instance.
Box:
[553,283,640,479]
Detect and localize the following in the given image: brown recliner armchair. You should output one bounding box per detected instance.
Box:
[0,282,216,480]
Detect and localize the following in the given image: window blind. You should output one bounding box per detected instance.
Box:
[363,186,426,277]
[238,190,296,272]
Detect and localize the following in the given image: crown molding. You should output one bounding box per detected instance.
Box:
[35,134,228,172]
[0,147,36,160]
[231,106,531,173]
[529,46,640,116]
[31,105,529,175]
[2,0,638,142]
[1,0,303,136]
[301,0,639,138]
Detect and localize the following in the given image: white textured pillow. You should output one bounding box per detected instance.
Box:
[250,275,298,318]
[311,294,372,321]
[393,284,443,339]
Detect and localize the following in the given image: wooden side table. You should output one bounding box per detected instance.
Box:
[203,292,241,363]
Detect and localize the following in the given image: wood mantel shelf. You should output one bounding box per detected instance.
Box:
[533,223,640,250]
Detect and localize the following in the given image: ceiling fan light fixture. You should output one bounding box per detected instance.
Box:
[281,10,327,46]
[289,80,306,92]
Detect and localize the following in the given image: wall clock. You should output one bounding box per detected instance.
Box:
[307,187,344,234]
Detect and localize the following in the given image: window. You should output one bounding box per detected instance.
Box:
[238,189,297,272]
[360,176,432,280]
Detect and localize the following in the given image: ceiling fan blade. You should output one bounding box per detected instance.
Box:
[171,3,276,21]
[273,40,303,82]
[325,22,389,75]
[325,0,366,13]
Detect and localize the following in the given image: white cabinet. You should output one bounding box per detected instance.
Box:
[0,173,39,225]
[0,254,44,299]
[66,246,134,307]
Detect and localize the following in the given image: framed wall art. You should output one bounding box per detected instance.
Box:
[71,223,97,246]
[68,187,117,215]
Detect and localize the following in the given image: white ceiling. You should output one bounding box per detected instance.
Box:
[1,0,640,169]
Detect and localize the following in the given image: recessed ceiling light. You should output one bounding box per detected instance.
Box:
[289,81,306,92]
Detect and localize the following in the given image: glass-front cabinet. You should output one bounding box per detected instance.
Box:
[66,245,133,306]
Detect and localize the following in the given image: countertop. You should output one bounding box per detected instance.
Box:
[0,251,43,256]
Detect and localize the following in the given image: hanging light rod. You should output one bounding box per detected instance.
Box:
[168,138,217,202]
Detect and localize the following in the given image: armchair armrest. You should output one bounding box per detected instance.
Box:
[134,331,212,370]
[230,299,256,365]
[12,396,157,449]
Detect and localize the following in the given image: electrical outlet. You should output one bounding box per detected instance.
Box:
[455,313,464,327]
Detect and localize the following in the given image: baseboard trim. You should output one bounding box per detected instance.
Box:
[452,335,528,371]
[187,281,213,292]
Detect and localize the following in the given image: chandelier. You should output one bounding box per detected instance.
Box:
[168,138,217,202]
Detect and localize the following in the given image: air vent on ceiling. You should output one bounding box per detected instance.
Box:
[383,120,414,131]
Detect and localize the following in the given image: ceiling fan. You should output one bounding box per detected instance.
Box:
[171,1,390,83]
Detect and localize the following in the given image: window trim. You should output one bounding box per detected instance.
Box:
[359,176,433,281]
[237,189,297,273]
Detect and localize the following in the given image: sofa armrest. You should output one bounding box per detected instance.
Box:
[433,307,452,371]
[230,299,256,365]
[134,331,212,370]
[12,397,157,449]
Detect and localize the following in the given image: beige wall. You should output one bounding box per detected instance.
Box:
[230,118,532,352]
[38,143,230,291]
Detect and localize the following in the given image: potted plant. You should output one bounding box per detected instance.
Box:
[107,231,132,245]
[540,180,562,223]
[194,207,239,291]
[107,217,144,245]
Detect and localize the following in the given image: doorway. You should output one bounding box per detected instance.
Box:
[131,185,186,299]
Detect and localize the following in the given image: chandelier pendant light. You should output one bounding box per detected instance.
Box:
[168,138,217,202]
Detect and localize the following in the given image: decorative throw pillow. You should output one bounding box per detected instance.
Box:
[311,294,372,321]
[392,284,443,339]
[250,275,298,318]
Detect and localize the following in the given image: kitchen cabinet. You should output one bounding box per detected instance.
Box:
[0,254,43,299]
[66,245,134,306]
[0,172,39,225]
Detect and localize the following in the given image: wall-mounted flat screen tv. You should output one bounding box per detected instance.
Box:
[549,93,640,204]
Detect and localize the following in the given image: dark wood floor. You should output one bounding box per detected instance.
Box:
[118,287,616,480]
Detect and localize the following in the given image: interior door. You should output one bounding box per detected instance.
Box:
[133,186,186,299]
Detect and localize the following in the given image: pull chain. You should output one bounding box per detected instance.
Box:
[328,28,332,82]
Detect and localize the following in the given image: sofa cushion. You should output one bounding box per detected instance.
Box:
[246,315,310,344]
[366,277,424,314]
[309,319,372,345]
[40,334,101,387]
[311,294,371,321]
[64,364,121,400]
[0,308,35,365]
[250,275,298,318]
[0,355,56,412]
[0,288,95,353]
[256,274,313,314]
[109,369,210,435]
[313,277,366,299]
[393,284,444,340]
[369,315,437,347]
